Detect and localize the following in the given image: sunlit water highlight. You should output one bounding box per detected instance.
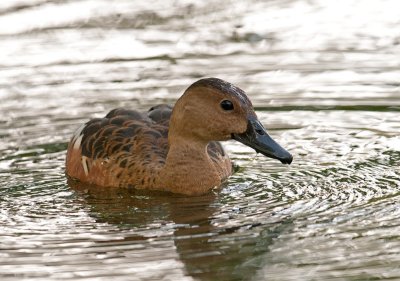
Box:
[1,0,400,280]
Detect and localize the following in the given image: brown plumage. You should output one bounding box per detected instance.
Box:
[66,78,293,196]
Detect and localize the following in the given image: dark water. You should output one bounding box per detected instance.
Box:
[1,0,400,280]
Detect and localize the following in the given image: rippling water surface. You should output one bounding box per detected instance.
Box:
[1,0,400,280]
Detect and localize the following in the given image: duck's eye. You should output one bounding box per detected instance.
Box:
[220,100,234,111]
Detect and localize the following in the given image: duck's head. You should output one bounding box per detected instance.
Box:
[169,78,293,164]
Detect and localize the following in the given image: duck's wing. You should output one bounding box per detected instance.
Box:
[147,104,173,125]
[66,108,169,188]
[208,141,225,159]
[208,141,233,181]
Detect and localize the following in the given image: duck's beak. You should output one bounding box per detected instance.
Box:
[232,117,293,164]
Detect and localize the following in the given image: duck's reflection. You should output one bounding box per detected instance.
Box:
[69,179,289,280]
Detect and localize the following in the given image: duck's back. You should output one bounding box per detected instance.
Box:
[66,105,231,190]
[66,106,170,188]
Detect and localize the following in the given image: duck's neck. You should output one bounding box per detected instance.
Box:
[157,137,221,195]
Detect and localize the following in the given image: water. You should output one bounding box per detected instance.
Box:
[1,0,400,280]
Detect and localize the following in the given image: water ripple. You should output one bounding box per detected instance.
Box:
[1,0,400,280]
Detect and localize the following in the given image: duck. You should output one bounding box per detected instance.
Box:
[66,78,293,196]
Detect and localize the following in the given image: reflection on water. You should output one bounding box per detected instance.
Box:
[1,0,400,280]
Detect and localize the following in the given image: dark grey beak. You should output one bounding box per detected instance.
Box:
[232,118,293,164]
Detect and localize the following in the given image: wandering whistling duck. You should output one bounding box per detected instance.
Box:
[66,78,293,195]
